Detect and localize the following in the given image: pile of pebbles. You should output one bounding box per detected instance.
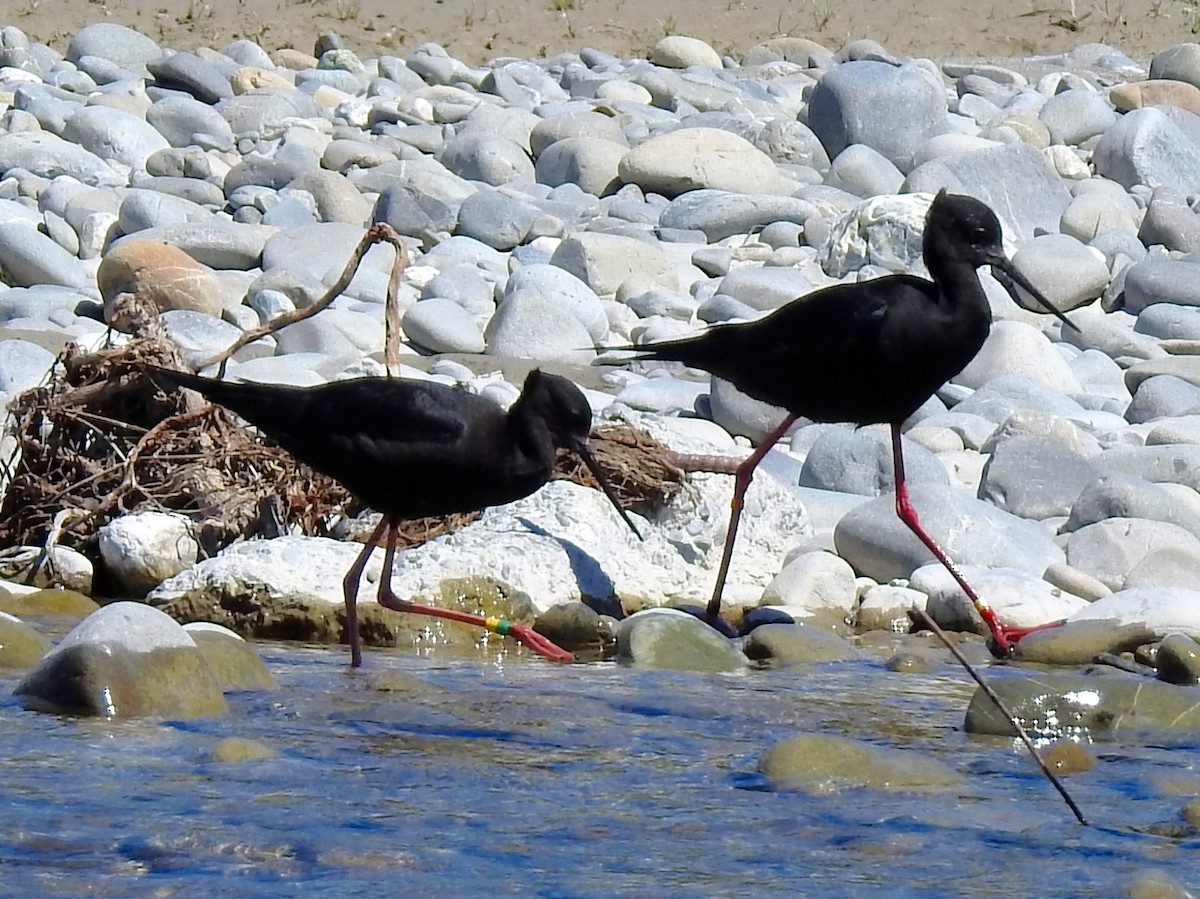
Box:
[5,23,1200,697]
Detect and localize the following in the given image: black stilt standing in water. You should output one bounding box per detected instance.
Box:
[147,367,641,667]
[619,191,1077,657]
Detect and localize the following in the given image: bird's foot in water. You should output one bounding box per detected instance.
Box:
[987,619,1067,659]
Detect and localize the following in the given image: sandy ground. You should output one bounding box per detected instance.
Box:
[8,0,1197,66]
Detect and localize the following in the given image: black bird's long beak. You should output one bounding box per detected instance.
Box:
[572,438,645,541]
[988,254,1080,333]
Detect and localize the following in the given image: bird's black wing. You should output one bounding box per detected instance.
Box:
[296,379,480,464]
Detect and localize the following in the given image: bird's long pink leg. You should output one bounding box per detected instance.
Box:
[343,515,391,668]
[375,524,574,662]
[706,413,798,621]
[889,423,1061,657]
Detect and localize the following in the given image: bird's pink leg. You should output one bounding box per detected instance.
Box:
[375,524,574,662]
[343,516,391,668]
[706,413,798,621]
[889,423,1061,657]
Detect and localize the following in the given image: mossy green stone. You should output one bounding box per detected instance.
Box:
[209,737,276,763]
[0,615,51,668]
[15,644,228,719]
[188,630,278,691]
[0,588,99,619]
[760,733,962,791]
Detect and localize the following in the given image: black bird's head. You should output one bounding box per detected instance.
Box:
[925,190,1078,332]
[522,369,593,448]
[520,370,643,540]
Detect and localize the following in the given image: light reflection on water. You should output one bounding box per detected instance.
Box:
[0,645,1197,897]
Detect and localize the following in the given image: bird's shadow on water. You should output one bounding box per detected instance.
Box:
[515,516,616,601]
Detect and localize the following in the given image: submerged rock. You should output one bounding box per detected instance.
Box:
[15,601,228,719]
[615,608,747,671]
[0,612,51,668]
[964,671,1200,737]
[759,733,962,791]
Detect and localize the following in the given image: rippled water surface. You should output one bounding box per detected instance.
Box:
[1,645,1197,897]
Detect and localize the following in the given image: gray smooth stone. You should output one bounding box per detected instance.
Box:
[67,23,161,71]
[501,263,607,341]
[216,90,322,138]
[258,222,398,289]
[1156,633,1200,685]
[1065,471,1200,541]
[1138,186,1200,254]
[1060,189,1141,243]
[0,223,89,289]
[439,133,534,186]
[1122,256,1200,314]
[146,95,235,151]
[714,265,824,312]
[614,377,707,415]
[270,316,361,357]
[136,175,224,207]
[455,189,537,251]
[534,137,625,197]
[371,182,457,238]
[529,110,627,157]
[420,265,494,317]
[15,602,227,719]
[286,170,371,225]
[1037,88,1117,146]
[549,231,678,296]
[977,435,1101,520]
[402,298,486,354]
[799,427,948,496]
[224,156,311,197]
[114,222,273,270]
[484,287,596,363]
[708,376,792,444]
[1136,302,1200,340]
[826,143,904,197]
[1008,233,1109,312]
[951,374,1087,424]
[659,189,818,242]
[833,482,1064,582]
[1125,375,1200,423]
[148,51,233,103]
[1149,43,1200,90]
[903,142,1072,240]
[742,624,859,664]
[752,118,831,173]
[62,105,170,170]
[0,338,56,392]
[12,83,82,135]
[807,60,948,171]
[1093,106,1200,193]
[118,189,213,232]
[0,131,124,187]
[1065,517,1200,591]
[1098,444,1200,492]
[221,39,274,68]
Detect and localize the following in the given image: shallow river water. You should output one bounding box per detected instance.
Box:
[1,644,1197,897]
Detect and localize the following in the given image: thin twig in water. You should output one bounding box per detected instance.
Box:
[913,609,1088,826]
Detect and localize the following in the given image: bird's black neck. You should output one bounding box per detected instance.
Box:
[505,393,558,475]
[923,251,993,326]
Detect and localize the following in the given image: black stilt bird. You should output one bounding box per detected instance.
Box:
[617,191,1077,657]
[147,366,641,666]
